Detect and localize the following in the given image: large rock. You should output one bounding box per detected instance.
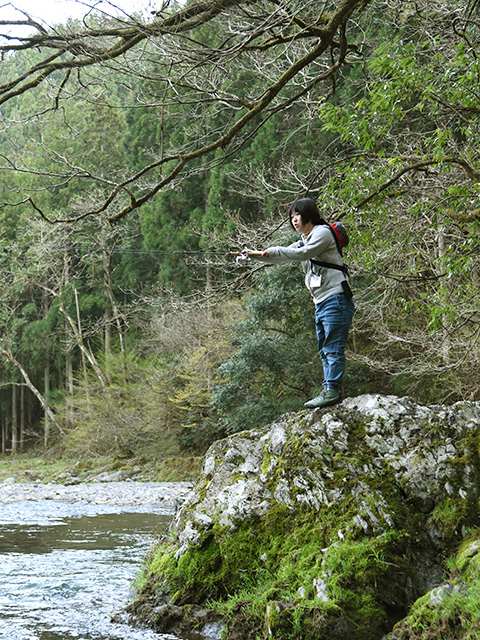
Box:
[127,395,480,639]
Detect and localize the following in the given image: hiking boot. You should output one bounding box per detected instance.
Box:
[304,388,341,409]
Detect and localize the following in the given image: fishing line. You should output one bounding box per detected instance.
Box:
[0,245,227,256]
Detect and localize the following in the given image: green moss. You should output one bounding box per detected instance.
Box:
[135,500,413,638]
[321,533,410,623]
[261,449,273,474]
[388,531,480,640]
[427,497,474,544]
[389,579,480,639]
[193,473,213,501]
[456,534,480,573]
[174,536,226,601]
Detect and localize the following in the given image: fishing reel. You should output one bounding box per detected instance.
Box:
[234,246,250,265]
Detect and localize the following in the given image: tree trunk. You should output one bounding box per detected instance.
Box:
[206,261,213,393]
[11,384,17,453]
[60,286,109,387]
[436,225,451,364]
[66,351,75,427]
[20,382,25,453]
[72,289,91,406]
[44,362,50,447]
[102,241,126,381]
[105,306,112,374]
[0,347,65,436]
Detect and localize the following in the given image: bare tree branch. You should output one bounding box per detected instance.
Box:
[0,0,373,223]
[356,156,480,209]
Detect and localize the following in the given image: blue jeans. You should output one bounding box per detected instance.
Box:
[315,293,355,391]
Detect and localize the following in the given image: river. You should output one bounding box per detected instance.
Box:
[0,482,192,640]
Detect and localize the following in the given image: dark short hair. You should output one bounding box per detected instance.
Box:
[289,198,324,230]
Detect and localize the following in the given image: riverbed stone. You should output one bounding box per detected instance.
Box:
[128,394,480,640]
[0,480,193,507]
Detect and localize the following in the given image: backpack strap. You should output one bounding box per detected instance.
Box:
[310,224,352,298]
[311,224,349,276]
[310,259,349,276]
[299,230,349,277]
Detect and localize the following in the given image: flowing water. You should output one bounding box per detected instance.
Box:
[0,492,185,640]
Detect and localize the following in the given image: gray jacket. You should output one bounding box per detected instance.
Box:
[251,225,346,304]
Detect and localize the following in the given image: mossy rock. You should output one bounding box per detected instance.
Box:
[129,395,480,639]
[385,531,480,640]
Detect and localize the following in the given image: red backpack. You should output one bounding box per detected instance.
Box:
[327,222,349,255]
[310,222,350,274]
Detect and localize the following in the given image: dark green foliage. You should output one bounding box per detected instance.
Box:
[139,195,204,294]
[213,261,320,433]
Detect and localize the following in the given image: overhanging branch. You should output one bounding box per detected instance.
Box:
[356,156,480,209]
[3,0,373,224]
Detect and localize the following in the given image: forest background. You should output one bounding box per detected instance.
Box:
[0,0,479,481]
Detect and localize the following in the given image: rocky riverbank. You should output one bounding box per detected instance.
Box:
[127,394,480,640]
[0,478,194,508]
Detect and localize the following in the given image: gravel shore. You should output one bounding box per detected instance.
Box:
[0,479,194,507]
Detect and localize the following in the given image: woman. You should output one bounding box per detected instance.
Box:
[237,198,355,408]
